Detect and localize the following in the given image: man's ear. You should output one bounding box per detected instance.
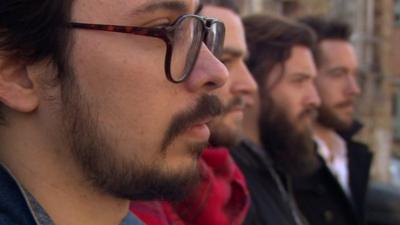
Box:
[0,56,39,113]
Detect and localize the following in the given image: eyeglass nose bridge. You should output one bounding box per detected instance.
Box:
[203,19,225,59]
[204,18,220,29]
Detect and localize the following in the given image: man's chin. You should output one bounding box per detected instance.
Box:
[339,120,353,130]
[157,165,201,201]
[295,120,313,134]
[332,113,353,130]
[125,162,201,201]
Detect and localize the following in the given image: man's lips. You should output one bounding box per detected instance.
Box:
[242,96,255,109]
[186,117,213,141]
[336,100,354,109]
[229,105,245,112]
[161,95,223,150]
[335,103,354,114]
[225,99,246,113]
[193,116,213,126]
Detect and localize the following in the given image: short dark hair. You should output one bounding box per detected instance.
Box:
[201,0,240,14]
[0,0,74,123]
[298,16,352,42]
[244,14,317,90]
[0,0,73,73]
[298,16,352,68]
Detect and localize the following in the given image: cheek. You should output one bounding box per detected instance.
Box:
[84,85,177,163]
[68,34,190,161]
[290,101,303,120]
[271,91,301,120]
[214,79,233,105]
[71,31,166,87]
[317,87,338,107]
[316,78,344,105]
[222,111,242,128]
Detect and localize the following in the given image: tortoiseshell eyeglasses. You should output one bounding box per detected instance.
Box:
[70,14,225,83]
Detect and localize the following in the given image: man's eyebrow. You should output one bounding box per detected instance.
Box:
[222,47,247,59]
[289,72,312,78]
[133,0,189,16]
[195,3,203,15]
[326,66,348,74]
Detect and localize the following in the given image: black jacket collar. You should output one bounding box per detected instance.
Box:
[0,164,37,225]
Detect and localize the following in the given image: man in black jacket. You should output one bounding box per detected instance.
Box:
[231,14,321,225]
[293,16,373,225]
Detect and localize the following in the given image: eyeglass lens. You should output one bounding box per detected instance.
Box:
[205,23,224,59]
[170,16,224,82]
[170,17,203,82]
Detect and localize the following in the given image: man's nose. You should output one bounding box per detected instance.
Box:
[183,43,229,93]
[345,75,361,96]
[231,61,258,107]
[306,83,321,108]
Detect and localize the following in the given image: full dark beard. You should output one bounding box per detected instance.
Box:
[60,73,204,201]
[259,96,320,177]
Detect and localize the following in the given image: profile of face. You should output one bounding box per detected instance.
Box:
[34,0,229,201]
[202,6,258,148]
[259,46,321,176]
[315,40,361,130]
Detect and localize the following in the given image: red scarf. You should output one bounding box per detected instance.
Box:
[130,147,250,225]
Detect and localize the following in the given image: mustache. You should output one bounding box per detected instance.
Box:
[335,100,354,108]
[224,97,245,113]
[161,95,223,151]
[299,106,318,120]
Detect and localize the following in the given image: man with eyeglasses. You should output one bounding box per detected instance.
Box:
[0,0,228,225]
[131,0,256,224]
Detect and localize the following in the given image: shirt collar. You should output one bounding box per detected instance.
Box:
[315,133,347,163]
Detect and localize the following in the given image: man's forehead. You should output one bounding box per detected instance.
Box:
[283,46,316,75]
[133,0,199,15]
[287,45,314,64]
[73,0,198,20]
[202,6,247,59]
[319,40,355,60]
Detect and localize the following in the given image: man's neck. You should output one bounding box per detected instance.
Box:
[0,119,131,225]
[243,107,261,146]
[243,123,261,146]
[313,122,337,152]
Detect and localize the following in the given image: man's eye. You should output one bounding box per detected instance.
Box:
[292,77,307,84]
[220,58,234,65]
[142,19,171,28]
[327,68,348,78]
[153,22,172,29]
[329,71,345,78]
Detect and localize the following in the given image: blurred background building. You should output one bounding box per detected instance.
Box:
[235,0,400,184]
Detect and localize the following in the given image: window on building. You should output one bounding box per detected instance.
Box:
[395,0,400,26]
[394,88,400,140]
